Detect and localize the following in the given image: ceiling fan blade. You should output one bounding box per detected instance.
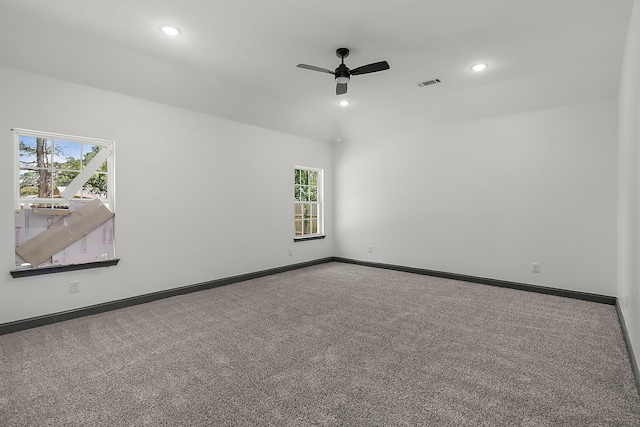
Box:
[350,61,390,76]
[336,82,348,95]
[297,64,335,74]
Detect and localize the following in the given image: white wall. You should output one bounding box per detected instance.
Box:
[335,98,618,296]
[618,0,640,375]
[0,66,333,324]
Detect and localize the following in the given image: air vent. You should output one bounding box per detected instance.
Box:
[417,78,443,87]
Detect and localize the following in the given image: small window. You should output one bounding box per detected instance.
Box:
[294,166,323,239]
[13,128,115,270]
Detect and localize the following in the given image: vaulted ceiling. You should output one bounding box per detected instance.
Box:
[0,0,633,142]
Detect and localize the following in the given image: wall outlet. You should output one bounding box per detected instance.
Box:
[531,263,540,273]
[368,246,373,253]
[288,248,293,256]
[69,281,79,293]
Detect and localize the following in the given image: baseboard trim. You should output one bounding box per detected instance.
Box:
[616,302,640,397]
[333,257,617,305]
[0,257,334,336]
[1,256,618,336]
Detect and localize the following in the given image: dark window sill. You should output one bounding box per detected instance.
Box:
[10,259,120,278]
[294,235,326,242]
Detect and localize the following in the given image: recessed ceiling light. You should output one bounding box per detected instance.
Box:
[339,100,350,107]
[160,26,181,36]
[471,63,488,72]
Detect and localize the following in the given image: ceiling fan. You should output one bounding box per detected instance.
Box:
[297,48,390,95]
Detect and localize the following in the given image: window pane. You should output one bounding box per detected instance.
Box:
[54,140,81,171]
[309,171,318,186]
[311,204,318,217]
[294,203,302,218]
[295,185,301,201]
[19,137,51,169]
[54,171,79,196]
[300,170,309,185]
[20,168,52,198]
[300,186,309,202]
[19,170,40,197]
[311,219,318,234]
[85,173,108,198]
[294,220,302,236]
[303,219,311,234]
[309,185,317,202]
[19,136,37,167]
[295,169,300,185]
[82,145,106,169]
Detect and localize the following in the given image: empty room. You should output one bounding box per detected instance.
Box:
[1,0,639,425]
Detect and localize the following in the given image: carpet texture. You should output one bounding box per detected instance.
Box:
[1,262,639,426]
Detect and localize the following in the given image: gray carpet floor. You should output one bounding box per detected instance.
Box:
[1,262,639,426]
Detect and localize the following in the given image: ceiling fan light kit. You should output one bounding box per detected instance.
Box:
[297,48,390,95]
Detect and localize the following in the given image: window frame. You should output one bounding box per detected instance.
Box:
[12,128,117,274]
[293,165,324,241]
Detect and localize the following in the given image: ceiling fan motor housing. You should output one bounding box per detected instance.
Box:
[335,64,351,83]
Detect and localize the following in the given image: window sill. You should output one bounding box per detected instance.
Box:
[10,259,120,278]
[293,235,326,243]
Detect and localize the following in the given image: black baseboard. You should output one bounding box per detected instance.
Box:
[0,256,619,337]
[616,302,640,397]
[333,257,617,305]
[0,257,334,336]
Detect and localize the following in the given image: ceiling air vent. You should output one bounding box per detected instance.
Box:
[417,78,443,87]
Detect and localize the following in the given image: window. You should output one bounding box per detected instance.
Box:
[13,128,116,271]
[294,166,323,239]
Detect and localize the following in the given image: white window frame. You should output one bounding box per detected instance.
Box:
[12,128,116,271]
[13,128,115,211]
[294,165,324,239]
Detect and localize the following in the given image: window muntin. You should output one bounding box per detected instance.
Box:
[294,167,322,238]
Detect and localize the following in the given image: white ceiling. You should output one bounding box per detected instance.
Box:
[0,0,634,142]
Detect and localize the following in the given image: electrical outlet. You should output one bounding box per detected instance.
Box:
[69,281,79,293]
[368,246,373,253]
[532,263,540,273]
